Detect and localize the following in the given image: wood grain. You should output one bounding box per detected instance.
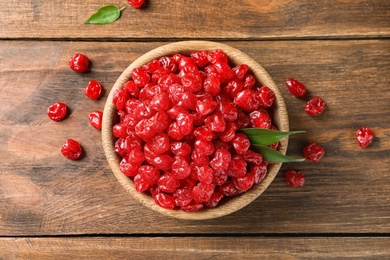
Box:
[0,40,389,235]
[0,237,389,259]
[0,0,389,39]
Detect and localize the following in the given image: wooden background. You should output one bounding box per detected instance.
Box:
[0,0,389,258]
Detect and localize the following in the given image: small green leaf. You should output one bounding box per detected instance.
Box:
[251,144,305,163]
[84,5,125,24]
[239,128,305,146]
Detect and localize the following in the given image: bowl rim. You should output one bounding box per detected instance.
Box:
[102,40,289,220]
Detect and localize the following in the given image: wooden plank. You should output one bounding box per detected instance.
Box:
[0,40,389,235]
[0,237,389,259]
[0,0,389,39]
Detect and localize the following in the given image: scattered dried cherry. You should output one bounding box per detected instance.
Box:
[305,96,326,116]
[88,110,103,130]
[47,102,67,121]
[284,169,305,188]
[356,127,373,147]
[286,78,307,97]
[69,53,89,73]
[303,142,325,162]
[85,80,103,100]
[128,0,145,9]
[61,139,83,160]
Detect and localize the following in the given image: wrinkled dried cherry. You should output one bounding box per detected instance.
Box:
[47,102,67,121]
[284,169,305,188]
[85,80,103,100]
[69,53,89,73]
[305,96,326,116]
[61,139,83,160]
[88,110,103,130]
[356,127,373,147]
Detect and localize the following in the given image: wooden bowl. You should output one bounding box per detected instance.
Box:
[102,41,289,220]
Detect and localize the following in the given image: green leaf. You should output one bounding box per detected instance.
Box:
[251,144,305,163]
[239,128,305,146]
[84,5,125,24]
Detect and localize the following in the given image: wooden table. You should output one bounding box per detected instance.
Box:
[1,0,389,258]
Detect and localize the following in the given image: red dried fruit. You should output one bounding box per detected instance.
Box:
[208,49,228,64]
[286,78,307,97]
[220,121,238,142]
[191,182,214,203]
[153,155,174,171]
[115,136,142,158]
[204,191,224,208]
[303,142,325,162]
[47,102,67,121]
[242,149,263,165]
[123,80,139,96]
[193,126,214,142]
[132,68,150,87]
[224,79,243,98]
[232,133,250,155]
[232,64,249,80]
[250,162,267,184]
[119,158,140,177]
[128,0,145,9]
[138,165,160,186]
[212,170,228,186]
[214,62,235,80]
[193,165,214,184]
[88,110,103,130]
[61,139,82,160]
[217,101,238,121]
[255,86,275,108]
[227,156,247,177]
[154,193,176,209]
[196,97,217,116]
[203,74,221,96]
[180,72,202,92]
[113,89,130,111]
[284,169,305,188]
[356,127,373,147]
[170,142,192,156]
[181,201,204,212]
[158,173,180,193]
[142,59,161,73]
[234,89,257,111]
[85,80,102,100]
[134,173,150,192]
[149,133,170,155]
[249,109,271,129]
[173,188,193,207]
[176,112,194,136]
[112,124,128,140]
[128,148,145,165]
[233,173,255,192]
[191,50,209,67]
[191,149,210,166]
[219,181,242,197]
[305,96,326,116]
[242,74,256,89]
[204,113,226,132]
[171,156,191,179]
[69,53,89,73]
[235,110,250,129]
[210,149,231,171]
[194,139,215,155]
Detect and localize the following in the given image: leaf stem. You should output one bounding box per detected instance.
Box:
[120,6,126,11]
